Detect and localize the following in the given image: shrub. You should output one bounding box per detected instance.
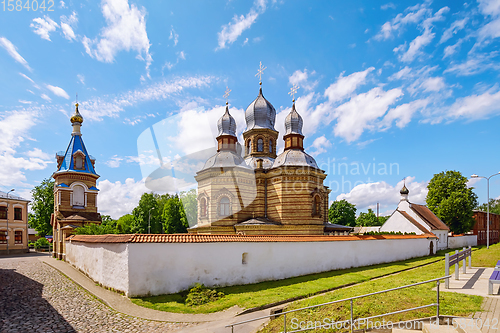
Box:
[185,283,224,306]
[34,237,50,249]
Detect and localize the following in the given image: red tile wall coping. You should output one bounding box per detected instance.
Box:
[67,233,436,244]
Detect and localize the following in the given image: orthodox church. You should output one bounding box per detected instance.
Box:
[189,82,331,235]
[51,104,102,260]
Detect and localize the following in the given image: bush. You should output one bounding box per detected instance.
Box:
[185,283,224,306]
[34,237,50,249]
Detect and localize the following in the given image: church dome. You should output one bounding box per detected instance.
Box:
[284,103,303,135]
[217,105,236,137]
[272,149,318,169]
[400,184,409,195]
[71,103,83,124]
[200,150,249,171]
[245,87,276,131]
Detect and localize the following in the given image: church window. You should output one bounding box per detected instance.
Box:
[0,207,6,219]
[75,155,84,170]
[14,208,22,220]
[219,197,231,216]
[200,198,207,217]
[246,140,251,154]
[73,185,85,207]
[15,231,22,244]
[257,138,263,152]
[292,137,298,147]
[312,195,321,216]
[269,140,273,153]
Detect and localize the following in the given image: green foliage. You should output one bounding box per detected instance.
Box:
[163,195,189,234]
[378,215,390,225]
[426,170,478,234]
[356,209,383,226]
[329,200,357,227]
[180,189,198,228]
[477,198,500,215]
[101,215,116,228]
[185,283,224,307]
[362,231,416,236]
[75,223,117,235]
[116,214,134,234]
[132,193,162,234]
[34,237,50,249]
[29,178,54,237]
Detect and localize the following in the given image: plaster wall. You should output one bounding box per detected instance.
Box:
[448,235,477,249]
[121,237,437,296]
[380,211,425,235]
[66,242,129,294]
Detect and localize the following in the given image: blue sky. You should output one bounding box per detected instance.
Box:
[1,0,500,219]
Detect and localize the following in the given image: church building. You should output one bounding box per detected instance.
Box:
[189,81,331,235]
[51,103,102,260]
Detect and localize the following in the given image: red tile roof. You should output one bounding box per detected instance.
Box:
[68,233,436,243]
[410,204,450,231]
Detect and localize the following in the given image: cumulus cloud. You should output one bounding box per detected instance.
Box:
[380,99,429,129]
[289,69,318,91]
[30,16,59,41]
[309,136,332,156]
[336,177,429,213]
[446,89,500,120]
[216,0,267,50]
[60,11,78,41]
[82,0,152,73]
[324,67,374,103]
[0,37,32,71]
[97,178,148,218]
[46,85,70,99]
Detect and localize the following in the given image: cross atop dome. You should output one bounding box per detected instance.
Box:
[255,61,266,86]
[223,86,231,105]
[288,84,299,103]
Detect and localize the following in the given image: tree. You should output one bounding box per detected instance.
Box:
[29,178,54,237]
[356,209,382,226]
[426,170,478,234]
[163,195,189,234]
[329,200,357,227]
[132,193,162,234]
[180,189,198,228]
[116,214,135,234]
[477,198,500,215]
[75,223,117,235]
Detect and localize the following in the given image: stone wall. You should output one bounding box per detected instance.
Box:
[447,235,477,249]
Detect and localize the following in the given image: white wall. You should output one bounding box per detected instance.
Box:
[448,235,477,249]
[380,210,425,235]
[432,230,449,250]
[67,236,437,297]
[66,242,129,294]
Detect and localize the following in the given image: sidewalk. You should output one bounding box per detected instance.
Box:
[39,256,276,333]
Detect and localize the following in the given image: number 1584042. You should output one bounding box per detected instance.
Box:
[2,0,54,11]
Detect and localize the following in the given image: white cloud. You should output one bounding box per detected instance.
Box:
[324,67,374,103]
[82,0,152,73]
[333,87,403,142]
[374,2,430,40]
[478,0,500,17]
[389,66,412,80]
[309,136,332,156]
[216,0,267,50]
[60,11,78,41]
[446,89,500,120]
[105,155,123,168]
[443,39,463,58]
[77,74,85,85]
[46,85,70,99]
[97,178,147,218]
[169,26,179,46]
[380,98,429,129]
[30,16,59,41]
[444,52,500,76]
[41,94,51,102]
[336,177,429,212]
[381,3,396,10]
[81,75,214,121]
[420,77,445,92]
[289,69,318,91]
[439,17,468,44]
[0,37,32,71]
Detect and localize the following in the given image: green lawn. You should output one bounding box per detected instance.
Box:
[131,243,500,316]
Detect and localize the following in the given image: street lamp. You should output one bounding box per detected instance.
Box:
[6,189,15,255]
[148,207,155,234]
[471,172,500,249]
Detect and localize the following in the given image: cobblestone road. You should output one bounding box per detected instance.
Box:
[0,256,195,332]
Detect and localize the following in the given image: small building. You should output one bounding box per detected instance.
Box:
[28,228,41,242]
[0,191,30,254]
[380,184,449,250]
[472,210,500,246]
[324,222,353,235]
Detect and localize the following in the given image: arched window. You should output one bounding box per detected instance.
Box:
[269,140,273,153]
[73,185,85,207]
[200,198,207,217]
[312,195,321,216]
[257,138,263,152]
[246,140,251,154]
[219,197,230,216]
[75,155,84,169]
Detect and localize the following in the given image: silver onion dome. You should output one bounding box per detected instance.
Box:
[284,103,303,135]
[272,149,318,169]
[217,105,237,137]
[245,87,276,131]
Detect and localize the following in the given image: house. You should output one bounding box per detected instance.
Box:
[0,190,30,254]
[472,210,500,246]
[380,184,449,250]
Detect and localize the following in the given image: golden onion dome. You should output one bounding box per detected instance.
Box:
[70,103,84,124]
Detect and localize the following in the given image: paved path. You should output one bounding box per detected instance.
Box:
[473,297,500,333]
[0,254,195,332]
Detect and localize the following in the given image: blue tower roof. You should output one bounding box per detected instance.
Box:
[55,134,98,175]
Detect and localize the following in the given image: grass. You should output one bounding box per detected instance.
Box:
[131,243,500,316]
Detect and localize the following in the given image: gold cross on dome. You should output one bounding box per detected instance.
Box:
[288,84,299,102]
[223,86,231,105]
[255,61,267,85]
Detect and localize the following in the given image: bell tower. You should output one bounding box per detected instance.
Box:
[51,103,102,260]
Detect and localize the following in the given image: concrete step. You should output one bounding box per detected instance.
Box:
[452,318,482,333]
[422,323,459,333]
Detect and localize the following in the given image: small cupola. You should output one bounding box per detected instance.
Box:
[216,103,238,152]
[71,103,84,136]
[283,101,305,151]
[400,180,409,201]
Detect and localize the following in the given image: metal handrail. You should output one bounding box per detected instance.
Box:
[225,275,451,333]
